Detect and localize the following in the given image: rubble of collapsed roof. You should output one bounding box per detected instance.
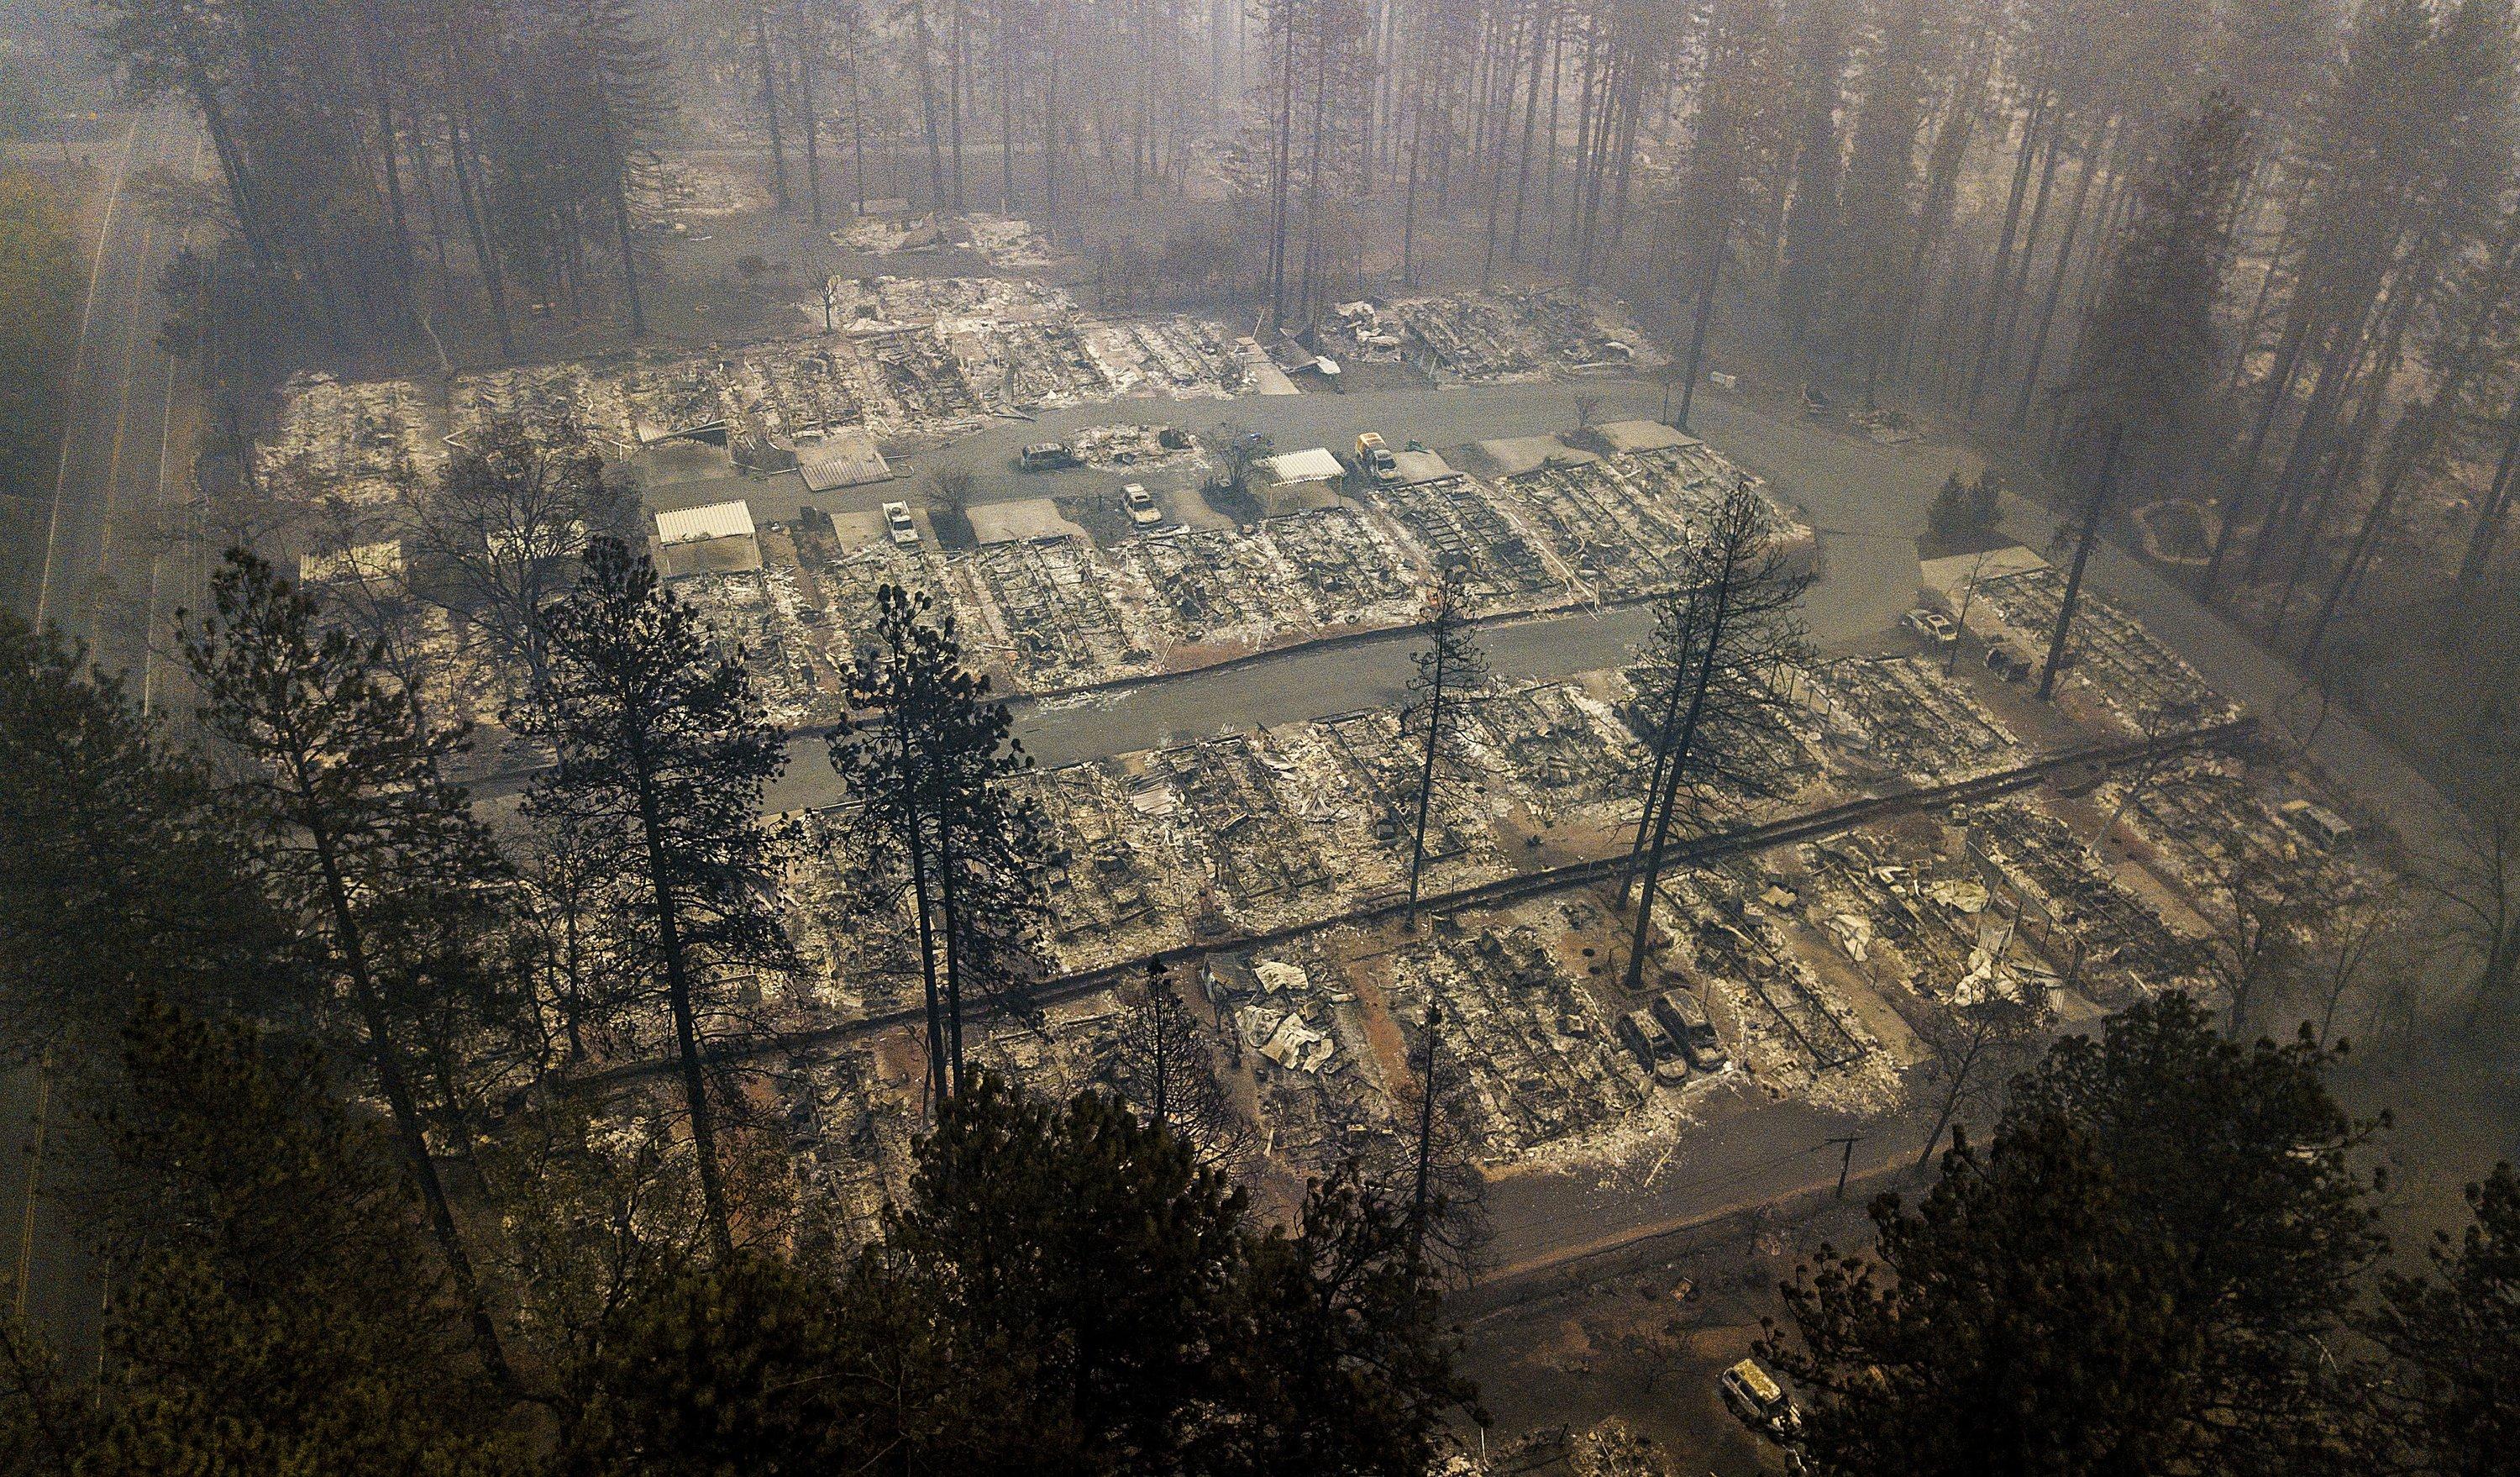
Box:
[643,441,1799,723]
[830,212,1057,270]
[1349,288,1666,382]
[1955,565,2241,730]
[265,371,438,505]
[260,338,2405,1226]
[1804,655,2029,785]
[1065,423,1200,468]
[631,155,774,220]
[757,542,2418,1201]
[262,288,1273,518]
[644,505,2411,1237]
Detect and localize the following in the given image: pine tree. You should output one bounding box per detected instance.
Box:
[1776,0,1848,342]
[1767,994,2385,1477]
[80,1001,527,1474]
[827,584,1048,1103]
[1829,0,1935,397]
[180,549,517,1385]
[1110,958,1252,1164]
[2360,1162,2520,1475]
[0,612,281,1066]
[513,537,793,1261]
[2040,93,2250,699]
[1400,565,1488,925]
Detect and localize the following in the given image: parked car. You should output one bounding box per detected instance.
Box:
[1650,990,1728,1071]
[2279,798,2355,851]
[1720,1359,1803,1441]
[1985,644,2035,681]
[1122,482,1163,526]
[1901,607,1958,644]
[883,502,920,546]
[1020,441,1079,470]
[1616,1010,1689,1086]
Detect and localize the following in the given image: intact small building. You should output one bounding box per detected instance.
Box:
[653,500,762,577]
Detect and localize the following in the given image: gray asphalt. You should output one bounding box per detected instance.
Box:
[3,104,199,1363]
[746,378,1966,809]
[10,115,2475,1337]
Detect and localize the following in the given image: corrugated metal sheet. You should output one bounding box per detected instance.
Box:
[654,500,756,546]
[1265,447,1343,486]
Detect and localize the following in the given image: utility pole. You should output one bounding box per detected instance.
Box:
[1827,1133,1862,1198]
[1948,544,1994,676]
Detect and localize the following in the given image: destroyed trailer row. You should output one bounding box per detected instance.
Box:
[660,444,1809,722]
[708,707,2379,1250]
[778,605,2347,1025]
[260,285,1258,506]
[1326,290,1667,381]
[260,282,1685,510]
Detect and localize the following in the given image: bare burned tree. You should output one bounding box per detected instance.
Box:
[1911,993,2043,1170]
[416,413,633,692]
[2198,849,2325,1036]
[1620,477,1812,991]
[1108,957,1253,1166]
[2423,772,2520,1029]
[1377,991,1489,1280]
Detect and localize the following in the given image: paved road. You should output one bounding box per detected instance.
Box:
[731,378,1965,808]
[10,136,2470,1339]
[3,103,201,1364]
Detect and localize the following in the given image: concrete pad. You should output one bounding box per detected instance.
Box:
[1919,544,2049,601]
[795,428,893,491]
[1235,339,1302,396]
[647,472,814,530]
[1588,418,1699,455]
[1167,486,1237,531]
[969,497,1092,544]
[827,510,890,550]
[828,505,942,554]
[1467,434,1598,478]
[635,439,738,485]
[1388,448,1459,486]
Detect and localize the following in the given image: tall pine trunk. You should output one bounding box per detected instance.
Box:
[2038,423,2123,702]
[756,7,790,208]
[2008,118,2113,430]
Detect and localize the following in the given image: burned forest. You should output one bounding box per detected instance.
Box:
[5,0,2520,1469]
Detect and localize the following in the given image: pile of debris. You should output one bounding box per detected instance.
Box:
[963,213,1057,269]
[1962,567,2238,730]
[1381,922,1647,1162]
[1079,318,1251,398]
[1806,655,2027,785]
[1362,477,1572,607]
[265,372,438,505]
[1383,290,1662,382]
[1066,423,1198,468]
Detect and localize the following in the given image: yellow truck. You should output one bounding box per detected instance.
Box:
[1354,431,1398,482]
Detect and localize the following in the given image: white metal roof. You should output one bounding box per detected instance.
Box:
[297,541,404,585]
[654,500,757,546]
[1265,447,1344,486]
